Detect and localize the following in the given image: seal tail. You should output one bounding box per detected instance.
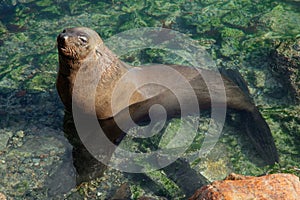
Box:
[242,108,279,164]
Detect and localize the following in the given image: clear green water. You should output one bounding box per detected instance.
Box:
[0,0,299,199]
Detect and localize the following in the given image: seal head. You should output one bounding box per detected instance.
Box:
[56,27,133,119]
[57,27,103,61]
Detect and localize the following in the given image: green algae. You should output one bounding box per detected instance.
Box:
[0,0,279,93]
[146,170,184,198]
[25,71,55,92]
[220,27,245,57]
[262,4,300,38]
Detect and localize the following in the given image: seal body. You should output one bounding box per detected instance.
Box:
[56,27,278,165]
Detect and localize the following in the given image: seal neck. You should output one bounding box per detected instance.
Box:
[58,54,83,76]
[95,44,129,84]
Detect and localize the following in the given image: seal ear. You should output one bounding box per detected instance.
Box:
[95,46,103,57]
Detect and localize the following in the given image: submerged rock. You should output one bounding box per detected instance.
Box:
[0,130,12,151]
[189,173,300,200]
[269,39,300,102]
[111,183,131,200]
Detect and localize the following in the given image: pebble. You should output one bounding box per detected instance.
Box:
[292,44,300,51]
[32,158,40,166]
[16,130,25,138]
[0,192,6,200]
[0,133,10,151]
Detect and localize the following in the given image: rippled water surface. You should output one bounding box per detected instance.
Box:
[0,0,299,199]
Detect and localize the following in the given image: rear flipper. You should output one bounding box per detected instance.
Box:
[242,108,279,165]
[220,68,279,165]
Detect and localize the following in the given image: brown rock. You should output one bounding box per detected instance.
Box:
[270,39,300,102]
[111,183,131,200]
[189,173,300,200]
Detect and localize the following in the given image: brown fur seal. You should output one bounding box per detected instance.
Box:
[56,27,278,165]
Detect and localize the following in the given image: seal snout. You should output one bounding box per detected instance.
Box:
[57,33,69,49]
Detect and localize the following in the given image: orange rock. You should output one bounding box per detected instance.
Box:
[189,173,300,200]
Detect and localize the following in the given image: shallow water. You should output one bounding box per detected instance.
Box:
[0,0,299,199]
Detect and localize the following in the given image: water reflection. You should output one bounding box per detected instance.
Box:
[62,110,108,184]
[61,109,209,197]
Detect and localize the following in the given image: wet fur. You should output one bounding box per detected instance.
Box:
[56,27,278,165]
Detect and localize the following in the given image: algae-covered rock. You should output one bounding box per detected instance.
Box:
[268,39,300,102]
[0,130,13,151]
[220,27,245,57]
[261,5,300,38]
[1,127,73,199]
[263,105,300,170]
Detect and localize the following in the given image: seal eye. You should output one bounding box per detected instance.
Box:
[78,36,88,45]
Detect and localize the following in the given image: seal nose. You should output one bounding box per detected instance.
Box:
[57,33,69,47]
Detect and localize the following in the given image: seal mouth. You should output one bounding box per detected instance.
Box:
[57,44,69,57]
[57,41,72,58]
[57,43,65,51]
